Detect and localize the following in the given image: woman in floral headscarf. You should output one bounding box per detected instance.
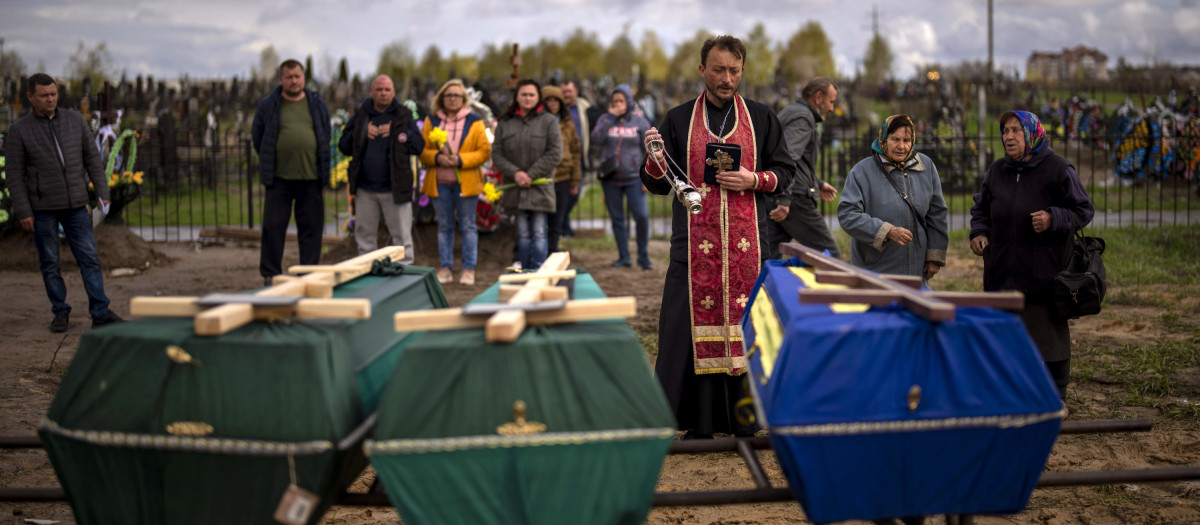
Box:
[838,114,949,280]
[969,110,1094,400]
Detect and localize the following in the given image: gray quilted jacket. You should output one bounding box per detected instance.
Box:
[5,108,107,219]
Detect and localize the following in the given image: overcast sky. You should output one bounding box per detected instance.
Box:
[2,0,1198,82]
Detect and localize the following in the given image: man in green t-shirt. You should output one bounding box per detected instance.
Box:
[252,59,332,285]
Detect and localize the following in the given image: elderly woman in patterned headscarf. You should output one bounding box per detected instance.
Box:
[838,114,949,281]
[969,110,1094,400]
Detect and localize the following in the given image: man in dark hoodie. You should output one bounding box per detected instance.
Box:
[252,59,331,284]
[338,74,424,263]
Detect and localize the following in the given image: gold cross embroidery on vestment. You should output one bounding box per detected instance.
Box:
[738,238,751,252]
[698,239,714,254]
[701,296,715,309]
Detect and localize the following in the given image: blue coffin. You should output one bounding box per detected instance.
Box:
[742,258,1064,523]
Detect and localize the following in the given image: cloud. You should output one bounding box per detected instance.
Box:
[1,0,1197,83]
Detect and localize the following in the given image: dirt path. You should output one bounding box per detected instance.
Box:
[1,224,1197,524]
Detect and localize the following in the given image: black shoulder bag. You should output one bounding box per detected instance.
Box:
[1051,228,1107,319]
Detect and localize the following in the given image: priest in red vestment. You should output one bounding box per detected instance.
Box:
[641,35,796,439]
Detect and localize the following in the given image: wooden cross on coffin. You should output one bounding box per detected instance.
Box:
[392,251,637,343]
[128,246,405,335]
[780,242,1024,321]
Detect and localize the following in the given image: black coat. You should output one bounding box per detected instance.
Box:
[970,148,1095,302]
[338,98,424,204]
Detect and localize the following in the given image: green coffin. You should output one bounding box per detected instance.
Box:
[367,271,675,525]
[39,267,447,524]
[326,269,450,414]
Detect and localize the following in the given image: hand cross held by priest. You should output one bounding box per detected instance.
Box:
[640,35,796,439]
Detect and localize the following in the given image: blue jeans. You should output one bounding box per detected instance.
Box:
[434,183,478,270]
[33,207,111,319]
[602,180,650,264]
[515,211,548,269]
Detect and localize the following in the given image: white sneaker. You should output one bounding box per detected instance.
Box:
[511,261,523,270]
[437,268,453,284]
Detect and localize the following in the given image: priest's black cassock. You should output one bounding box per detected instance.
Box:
[640,91,795,437]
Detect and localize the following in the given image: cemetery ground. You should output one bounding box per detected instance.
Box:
[0,222,1197,524]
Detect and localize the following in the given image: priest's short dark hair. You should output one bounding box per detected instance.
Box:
[700,35,746,67]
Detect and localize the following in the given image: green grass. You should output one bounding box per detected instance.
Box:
[569,183,675,223]
[1092,224,1200,287]
[118,184,351,229]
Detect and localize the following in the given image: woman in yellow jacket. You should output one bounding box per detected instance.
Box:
[421,79,492,285]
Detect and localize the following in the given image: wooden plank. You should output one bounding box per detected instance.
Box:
[524,297,636,325]
[898,293,957,321]
[393,298,636,333]
[286,263,371,274]
[781,242,957,322]
[497,284,522,302]
[800,289,902,306]
[131,297,203,317]
[498,270,577,283]
[289,246,403,274]
[498,285,569,302]
[294,299,372,319]
[195,303,254,336]
[541,252,571,272]
[485,309,527,343]
[882,274,924,289]
[539,287,570,301]
[928,291,1025,310]
[507,285,545,305]
[297,275,335,298]
[256,279,308,297]
[342,245,405,266]
[812,271,860,287]
[813,270,919,290]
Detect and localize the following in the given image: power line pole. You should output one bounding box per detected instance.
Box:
[979,0,993,179]
[987,0,993,86]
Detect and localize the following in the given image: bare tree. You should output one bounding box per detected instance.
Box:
[65,40,114,97]
[1,47,27,80]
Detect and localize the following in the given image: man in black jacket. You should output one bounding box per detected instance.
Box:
[338,75,423,263]
[6,73,123,332]
[252,59,331,283]
[768,77,841,258]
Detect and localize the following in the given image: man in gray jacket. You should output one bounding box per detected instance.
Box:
[768,77,841,258]
[6,73,123,332]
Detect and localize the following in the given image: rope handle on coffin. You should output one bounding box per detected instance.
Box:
[393,251,637,343]
[779,242,1025,321]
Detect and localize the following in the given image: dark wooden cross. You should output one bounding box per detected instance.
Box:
[505,44,521,90]
[780,242,1024,321]
[706,150,735,172]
